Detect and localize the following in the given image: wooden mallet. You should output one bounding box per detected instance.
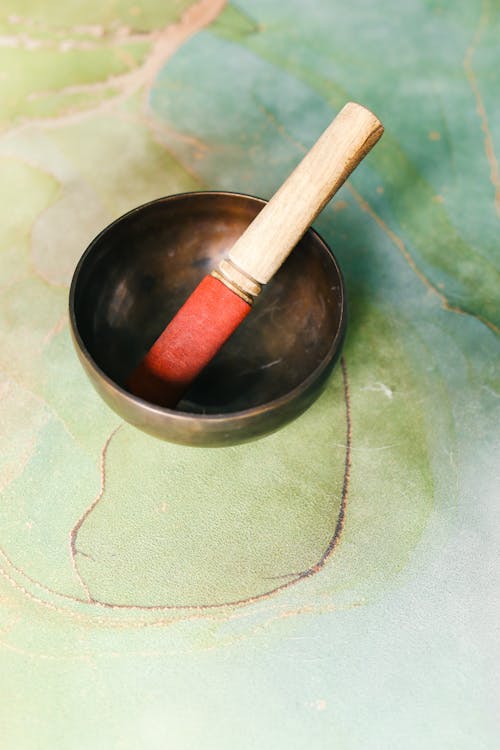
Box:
[128,102,383,407]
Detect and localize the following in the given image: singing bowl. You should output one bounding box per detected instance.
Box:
[69,192,347,446]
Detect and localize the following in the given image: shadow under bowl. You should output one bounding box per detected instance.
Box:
[69,192,347,446]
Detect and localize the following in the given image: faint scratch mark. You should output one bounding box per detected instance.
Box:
[238,358,283,378]
[481,384,500,399]
[0,637,90,662]
[464,0,500,220]
[42,312,67,345]
[256,100,307,153]
[0,28,155,51]
[141,110,208,188]
[259,358,283,370]
[69,424,123,602]
[0,369,85,452]
[361,381,393,399]
[346,182,499,334]
[143,109,210,158]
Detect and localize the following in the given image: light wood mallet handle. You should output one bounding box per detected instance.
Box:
[214,102,383,300]
[128,101,383,406]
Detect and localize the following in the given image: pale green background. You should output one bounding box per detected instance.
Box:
[0,1,498,748]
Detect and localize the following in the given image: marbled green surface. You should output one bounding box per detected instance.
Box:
[0,1,498,748]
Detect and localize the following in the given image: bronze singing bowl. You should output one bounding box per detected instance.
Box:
[69,192,347,446]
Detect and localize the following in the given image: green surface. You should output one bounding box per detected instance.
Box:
[0,1,498,748]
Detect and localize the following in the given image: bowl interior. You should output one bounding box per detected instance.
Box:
[72,193,344,414]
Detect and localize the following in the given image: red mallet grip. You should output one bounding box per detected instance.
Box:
[128,275,251,407]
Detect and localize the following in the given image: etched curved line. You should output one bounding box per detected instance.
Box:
[463,0,500,220]
[72,359,352,609]
[346,183,499,335]
[0,358,352,618]
[69,424,123,601]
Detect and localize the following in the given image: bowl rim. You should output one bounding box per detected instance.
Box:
[69,190,347,425]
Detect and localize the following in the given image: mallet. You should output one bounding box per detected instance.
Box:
[128,102,383,407]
